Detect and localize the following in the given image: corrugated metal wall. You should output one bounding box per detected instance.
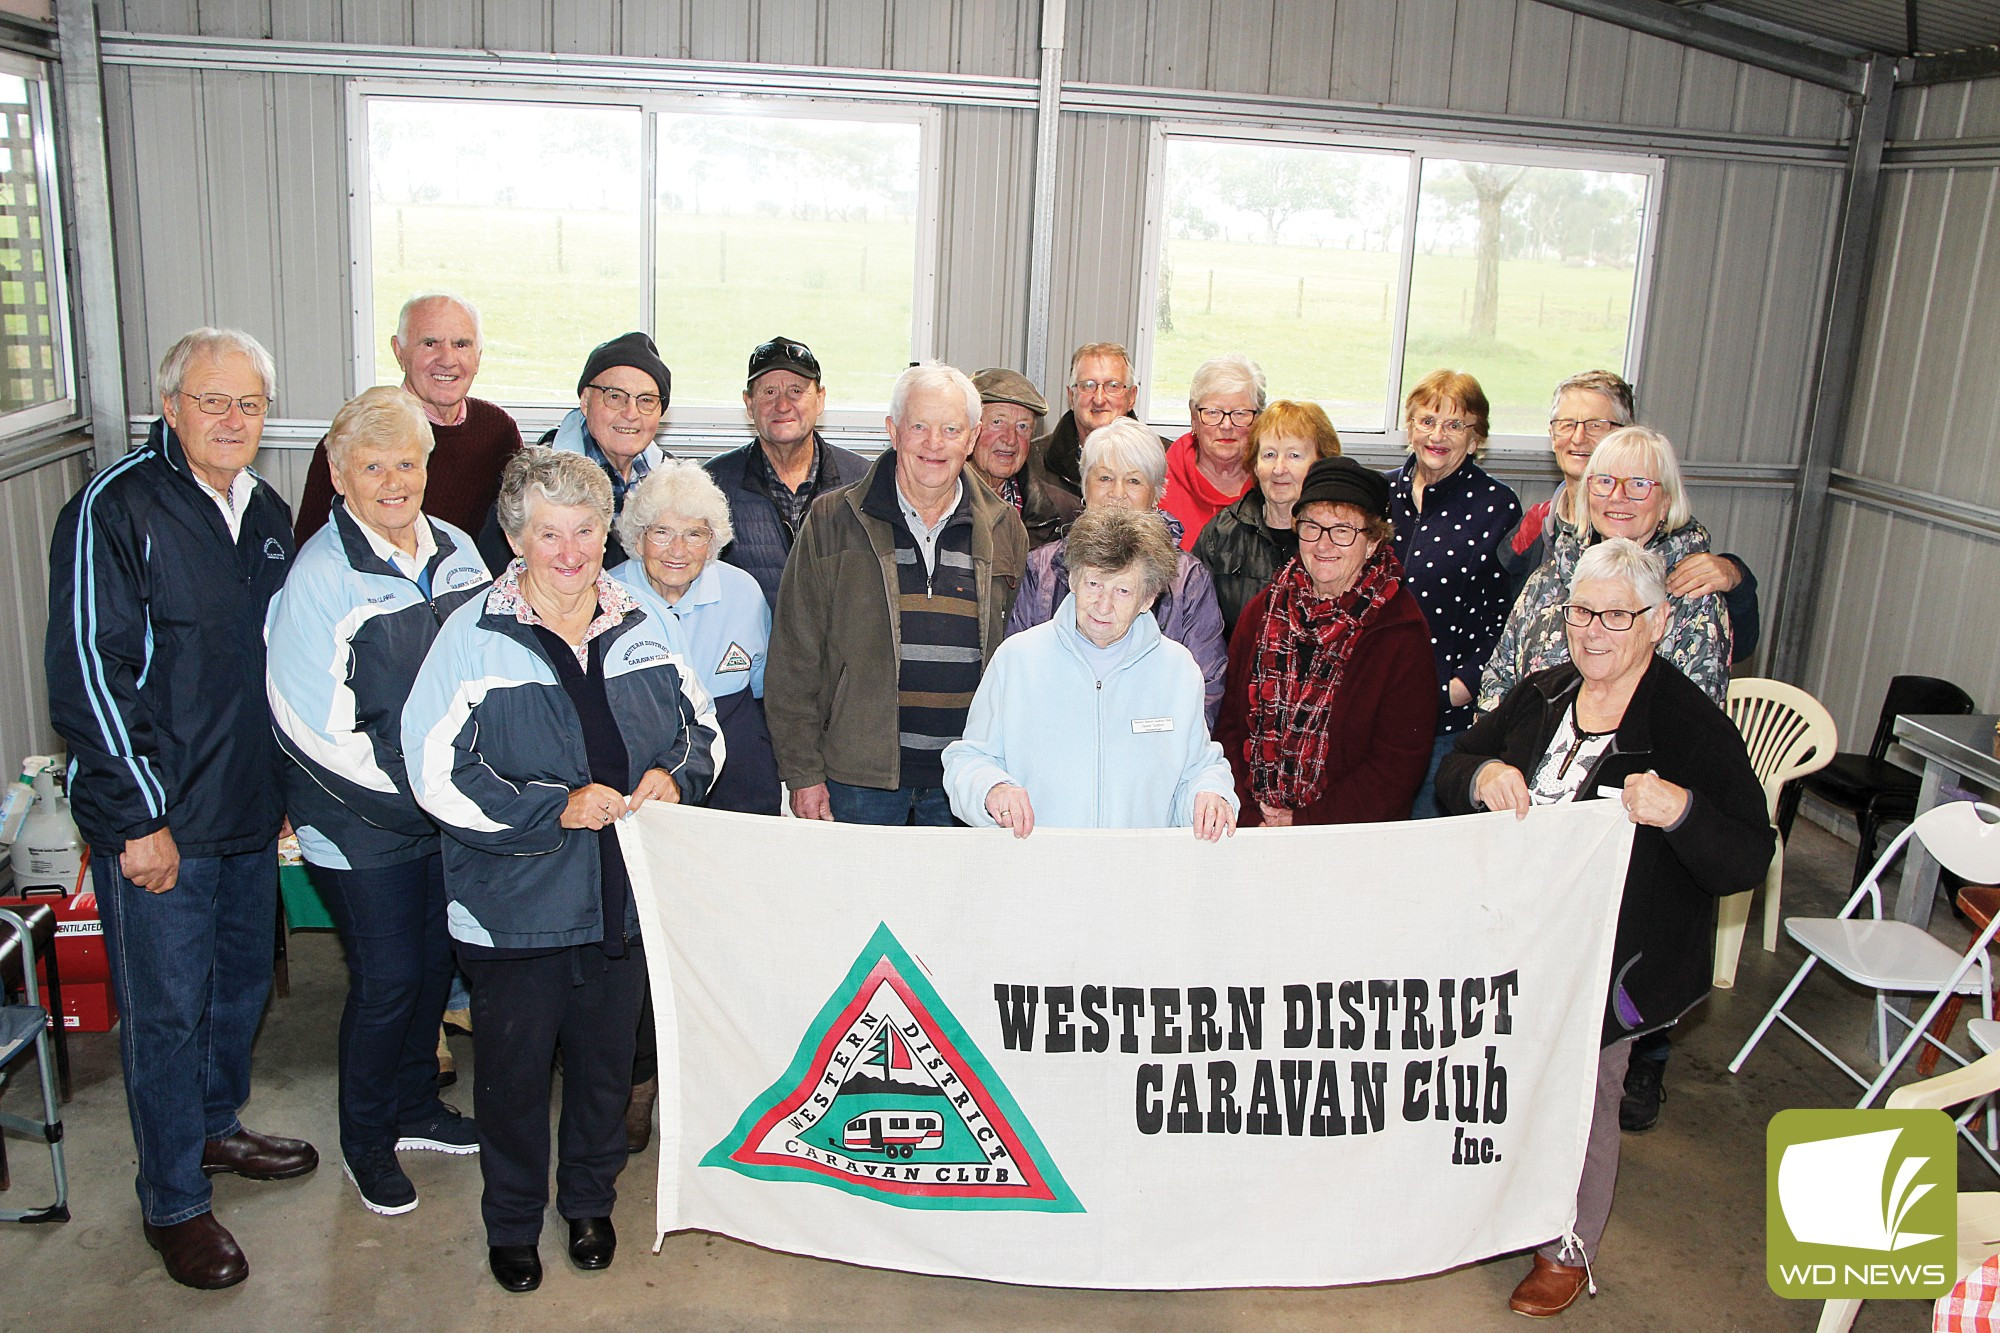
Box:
[9,0,1869,764]
[0,453,92,768]
[1800,76,2000,743]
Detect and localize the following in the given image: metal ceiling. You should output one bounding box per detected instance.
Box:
[1674,0,1999,60]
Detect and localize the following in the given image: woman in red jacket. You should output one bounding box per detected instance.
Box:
[1215,457,1437,826]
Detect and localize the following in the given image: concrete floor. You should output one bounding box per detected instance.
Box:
[1,817,1973,1331]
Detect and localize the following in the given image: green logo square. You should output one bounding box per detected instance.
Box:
[1767,1108,1958,1299]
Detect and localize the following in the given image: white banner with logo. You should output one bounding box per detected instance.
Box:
[620,800,1634,1289]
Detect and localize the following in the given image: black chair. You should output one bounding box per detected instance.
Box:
[1777,675,1977,886]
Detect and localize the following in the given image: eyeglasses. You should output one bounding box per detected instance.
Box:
[1071,378,1133,396]
[1194,406,1258,428]
[586,384,664,415]
[1296,518,1364,547]
[1550,417,1619,439]
[180,391,271,417]
[749,338,821,381]
[1410,414,1470,435]
[1559,603,1653,631]
[1585,473,1659,499]
[642,525,713,549]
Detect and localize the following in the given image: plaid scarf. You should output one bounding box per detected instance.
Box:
[1244,545,1405,810]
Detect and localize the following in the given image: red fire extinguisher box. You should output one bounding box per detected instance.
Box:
[9,884,118,1032]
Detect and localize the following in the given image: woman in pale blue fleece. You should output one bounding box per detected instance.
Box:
[944,506,1238,840]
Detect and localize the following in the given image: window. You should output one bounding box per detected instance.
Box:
[0,55,74,437]
[1144,130,1656,439]
[353,89,933,415]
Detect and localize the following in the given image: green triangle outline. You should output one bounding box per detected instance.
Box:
[701,921,1083,1212]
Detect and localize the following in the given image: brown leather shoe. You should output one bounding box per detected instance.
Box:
[1509,1254,1589,1317]
[143,1212,249,1290]
[201,1128,319,1180]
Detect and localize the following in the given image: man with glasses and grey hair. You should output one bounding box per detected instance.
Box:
[706,335,869,608]
[767,362,1028,826]
[1035,340,1157,499]
[46,327,315,1291]
[293,292,523,546]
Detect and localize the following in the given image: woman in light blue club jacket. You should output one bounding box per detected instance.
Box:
[944,505,1237,841]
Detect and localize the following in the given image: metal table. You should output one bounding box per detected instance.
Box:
[1888,713,2000,927]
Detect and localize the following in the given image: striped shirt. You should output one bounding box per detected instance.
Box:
[893,486,982,788]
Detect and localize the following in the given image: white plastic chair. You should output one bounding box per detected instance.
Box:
[1716,678,1837,988]
[1730,802,2000,1106]
[1816,1046,2000,1332]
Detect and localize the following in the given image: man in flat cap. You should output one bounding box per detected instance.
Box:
[968,368,1078,550]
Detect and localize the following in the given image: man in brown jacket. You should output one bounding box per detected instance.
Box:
[766,362,1028,825]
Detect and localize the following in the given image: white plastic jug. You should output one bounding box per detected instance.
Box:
[0,754,42,844]
[12,763,82,892]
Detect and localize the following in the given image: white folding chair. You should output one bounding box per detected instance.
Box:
[1730,802,2000,1105]
[1717,678,1837,987]
[1817,1046,2000,1333]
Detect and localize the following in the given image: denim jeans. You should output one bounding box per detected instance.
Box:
[310,853,454,1159]
[94,840,278,1225]
[1410,728,1464,820]
[824,779,955,826]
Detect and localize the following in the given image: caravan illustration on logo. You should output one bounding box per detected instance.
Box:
[703,922,1082,1212]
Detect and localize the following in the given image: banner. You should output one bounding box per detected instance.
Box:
[620,801,1634,1290]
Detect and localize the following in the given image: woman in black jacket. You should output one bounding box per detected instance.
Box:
[1437,536,1772,1319]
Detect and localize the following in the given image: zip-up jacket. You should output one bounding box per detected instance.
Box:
[401,582,721,949]
[264,504,491,870]
[46,419,295,856]
[766,451,1027,792]
[1438,656,1773,1045]
[706,433,871,608]
[943,596,1236,829]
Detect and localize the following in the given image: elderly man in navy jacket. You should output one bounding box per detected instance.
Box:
[705,335,869,607]
[45,327,315,1291]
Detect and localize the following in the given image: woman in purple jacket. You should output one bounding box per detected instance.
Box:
[1004,419,1226,723]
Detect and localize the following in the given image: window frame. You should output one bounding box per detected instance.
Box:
[0,50,78,445]
[345,81,941,429]
[1136,121,1663,450]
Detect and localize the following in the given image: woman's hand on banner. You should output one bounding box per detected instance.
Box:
[986,783,1035,838]
[1194,792,1237,842]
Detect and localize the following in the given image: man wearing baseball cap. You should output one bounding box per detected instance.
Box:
[705,335,870,608]
[969,368,1077,550]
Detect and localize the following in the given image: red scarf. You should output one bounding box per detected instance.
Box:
[1244,546,1405,810]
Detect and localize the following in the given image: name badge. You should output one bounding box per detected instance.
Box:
[1131,717,1174,734]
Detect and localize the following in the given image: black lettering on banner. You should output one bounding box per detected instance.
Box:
[1112,987,1145,1053]
[1044,985,1077,1053]
[1403,1059,1430,1122]
[1491,971,1519,1035]
[1246,1059,1281,1135]
[1167,1063,1201,1133]
[1228,985,1264,1050]
[1367,981,1398,1050]
[1460,976,1486,1039]
[1081,984,1110,1052]
[1438,977,1458,1048]
[1313,1062,1345,1136]
[1316,981,1339,1048]
[1484,1044,1509,1122]
[1151,987,1184,1054]
[1205,1061,1241,1134]
[1135,1064,1164,1134]
[1453,1058,1481,1123]
[1402,978,1433,1050]
[1338,980,1366,1049]
[993,984,1038,1050]
[1188,986,1220,1053]
[1351,1061,1387,1134]
[1280,1059,1312,1135]
[1283,984,1312,1049]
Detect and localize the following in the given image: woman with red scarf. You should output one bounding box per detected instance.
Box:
[1215,457,1437,826]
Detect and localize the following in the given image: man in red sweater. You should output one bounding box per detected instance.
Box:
[292,293,522,545]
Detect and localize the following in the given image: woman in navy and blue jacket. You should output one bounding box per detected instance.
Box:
[266,388,493,1218]
[402,446,719,1294]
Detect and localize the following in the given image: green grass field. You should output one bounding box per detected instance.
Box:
[1155,237,1635,434]
[370,205,1631,432]
[371,204,915,408]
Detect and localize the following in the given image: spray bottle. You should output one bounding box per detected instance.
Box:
[0,754,47,844]
[13,757,83,892]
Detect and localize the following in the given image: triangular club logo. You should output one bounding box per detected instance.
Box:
[702,922,1082,1212]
